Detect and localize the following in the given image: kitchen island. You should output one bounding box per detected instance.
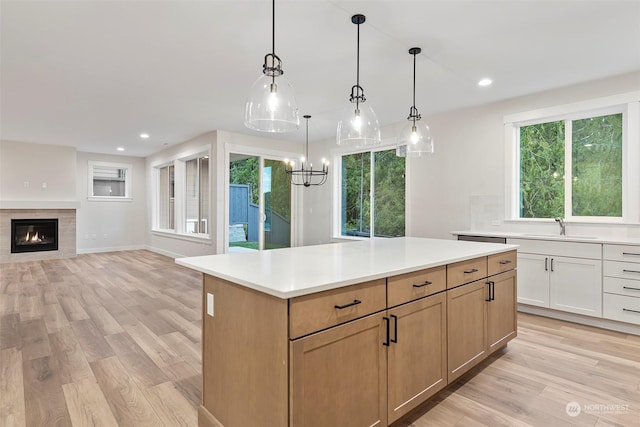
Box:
[176,237,518,427]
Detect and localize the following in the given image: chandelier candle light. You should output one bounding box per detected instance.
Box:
[397,47,434,157]
[336,14,381,147]
[245,0,299,132]
[285,115,329,187]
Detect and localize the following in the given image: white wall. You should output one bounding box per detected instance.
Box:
[76,152,147,253]
[0,140,77,202]
[303,71,640,244]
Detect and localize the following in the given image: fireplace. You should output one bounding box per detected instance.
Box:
[11,218,59,253]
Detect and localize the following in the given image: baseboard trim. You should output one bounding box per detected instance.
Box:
[76,245,145,254]
[518,304,640,335]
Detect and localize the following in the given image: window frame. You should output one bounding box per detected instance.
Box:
[151,145,211,241]
[504,92,640,224]
[87,161,132,201]
[332,140,407,240]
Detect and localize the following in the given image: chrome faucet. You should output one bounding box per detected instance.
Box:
[555,218,566,236]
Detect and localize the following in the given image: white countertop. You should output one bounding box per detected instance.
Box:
[176,237,517,299]
[452,230,640,245]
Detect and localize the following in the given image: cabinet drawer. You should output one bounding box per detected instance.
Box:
[387,266,446,307]
[603,277,640,297]
[289,279,386,339]
[603,260,640,280]
[447,257,487,289]
[488,251,517,276]
[507,238,601,259]
[603,244,640,262]
[603,293,640,326]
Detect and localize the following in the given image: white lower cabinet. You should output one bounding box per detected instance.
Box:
[508,238,602,318]
[603,244,640,326]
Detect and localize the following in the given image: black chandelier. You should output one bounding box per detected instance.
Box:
[285,115,328,187]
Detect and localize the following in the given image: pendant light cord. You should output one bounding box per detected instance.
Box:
[412,52,416,109]
[305,117,309,159]
[271,0,275,56]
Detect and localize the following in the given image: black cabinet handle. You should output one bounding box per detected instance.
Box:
[463,268,479,274]
[622,269,640,274]
[383,317,390,346]
[623,286,640,291]
[622,252,640,256]
[623,308,640,314]
[390,314,398,343]
[499,260,512,265]
[334,299,361,310]
[486,282,492,302]
[550,258,554,272]
[491,281,495,301]
[545,257,548,272]
[413,280,432,288]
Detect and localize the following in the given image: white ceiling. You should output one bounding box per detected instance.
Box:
[2,0,639,157]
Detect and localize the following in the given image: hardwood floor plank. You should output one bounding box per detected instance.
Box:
[48,326,95,385]
[62,378,119,427]
[23,355,72,426]
[160,331,201,370]
[0,347,26,425]
[158,309,201,343]
[90,356,162,426]
[143,381,198,426]
[70,318,115,363]
[123,322,182,368]
[0,313,21,349]
[58,296,90,321]
[104,332,171,388]
[18,319,51,361]
[85,305,125,336]
[43,303,70,334]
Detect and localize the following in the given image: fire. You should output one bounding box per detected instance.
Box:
[25,231,42,243]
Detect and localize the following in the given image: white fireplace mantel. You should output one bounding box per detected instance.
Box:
[0,200,81,209]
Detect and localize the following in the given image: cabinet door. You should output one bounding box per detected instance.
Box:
[290,312,387,427]
[550,256,602,317]
[387,293,447,424]
[516,253,550,307]
[447,279,487,382]
[487,270,517,354]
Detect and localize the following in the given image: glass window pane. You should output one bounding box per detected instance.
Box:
[158,165,174,230]
[341,152,371,237]
[92,166,127,197]
[519,121,565,218]
[572,113,622,217]
[199,157,209,234]
[185,158,199,232]
[373,150,405,237]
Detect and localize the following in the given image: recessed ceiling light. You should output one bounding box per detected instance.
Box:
[478,78,493,87]
[117,147,125,151]
[139,133,150,139]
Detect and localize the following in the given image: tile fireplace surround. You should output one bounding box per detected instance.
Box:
[0,209,76,263]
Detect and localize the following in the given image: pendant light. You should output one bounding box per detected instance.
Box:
[336,14,381,147]
[285,115,328,187]
[244,0,299,133]
[396,47,434,157]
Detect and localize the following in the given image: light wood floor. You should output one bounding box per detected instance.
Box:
[1,250,639,427]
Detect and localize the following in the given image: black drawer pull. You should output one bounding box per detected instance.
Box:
[622,252,640,256]
[390,314,398,343]
[463,268,479,274]
[383,317,390,346]
[622,269,640,274]
[499,260,512,265]
[623,286,640,291]
[334,299,362,310]
[413,280,432,288]
[622,308,640,314]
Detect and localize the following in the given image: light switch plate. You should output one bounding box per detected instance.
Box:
[207,293,214,317]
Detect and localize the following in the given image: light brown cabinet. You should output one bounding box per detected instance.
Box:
[387,292,447,423]
[199,251,517,427]
[446,279,488,382]
[290,312,387,427]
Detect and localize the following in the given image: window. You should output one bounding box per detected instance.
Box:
[152,148,210,238]
[88,161,132,201]
[339,148,405,238]
[506,92,639,223]
[158,164,174,230]
[185,156,209,234]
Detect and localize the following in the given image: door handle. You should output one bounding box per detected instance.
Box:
[463,268,479,274]
[383,317,390,347]
[390,314,398,343]
[334,299,361,310]
[486,282,492,302]
[499,260,512,265]
[550,258,554,272]
[545,257,548,271]
[413,280,432,288]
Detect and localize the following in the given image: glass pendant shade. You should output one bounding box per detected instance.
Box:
[245,72,299,133]
[337,101,381,147]
[396,118,434,157]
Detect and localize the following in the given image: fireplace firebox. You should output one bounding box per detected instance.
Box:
[11,218,59,253]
